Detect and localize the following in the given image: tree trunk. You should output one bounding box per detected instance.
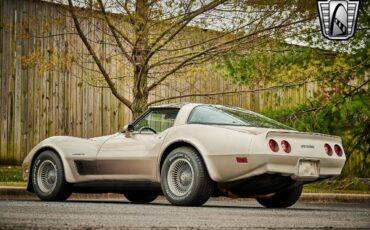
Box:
[131,93,148,119]
[131,0,150,119]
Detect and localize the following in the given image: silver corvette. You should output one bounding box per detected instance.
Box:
[22,103,346,207]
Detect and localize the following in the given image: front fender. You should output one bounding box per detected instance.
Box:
[22,136,102,184]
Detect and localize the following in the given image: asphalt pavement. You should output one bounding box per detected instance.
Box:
[1,198,370,229]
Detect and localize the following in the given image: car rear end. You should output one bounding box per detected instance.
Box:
[250,130,346,181]
[217,129,346,199]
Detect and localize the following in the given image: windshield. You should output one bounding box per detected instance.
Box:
[188,105,293,130]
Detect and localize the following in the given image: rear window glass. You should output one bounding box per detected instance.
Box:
[188,105,292,129]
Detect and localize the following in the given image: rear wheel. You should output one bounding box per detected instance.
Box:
[256,185,303,208]
[31,150,72,201]
[124,191,158,203]
[161,146,214,206]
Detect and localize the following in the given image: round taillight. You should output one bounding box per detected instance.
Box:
[324,143,332,156]
[334,144,343,156]
[269,139,278,152]
[281,140,291,153]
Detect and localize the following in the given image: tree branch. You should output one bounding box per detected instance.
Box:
[147,16,313,92]
[67,0,132,109]
[289,79,370,118]
[147,78,324,106]
[149,0,227,53]
[97,0,133,63]
[149,13,268,69]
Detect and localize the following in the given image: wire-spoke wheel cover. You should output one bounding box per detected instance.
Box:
[36,160,58,193]
[167,158,194,197]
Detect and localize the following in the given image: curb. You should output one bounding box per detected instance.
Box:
[1,186,370,203]
[300,192,370,204]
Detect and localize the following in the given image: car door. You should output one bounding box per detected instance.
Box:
[96,108,179,181]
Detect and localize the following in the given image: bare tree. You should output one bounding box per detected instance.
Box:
[66,0,314,118]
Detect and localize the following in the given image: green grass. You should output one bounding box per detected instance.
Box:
[0,165,26,187]
[304,177,370,194]
[0,181,27,186]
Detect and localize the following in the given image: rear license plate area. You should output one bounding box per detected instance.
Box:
[298,160,319,178]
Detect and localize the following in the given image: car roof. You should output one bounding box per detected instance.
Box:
[149,102,244,110]
[149,103,190,109]
[149,102,243,110]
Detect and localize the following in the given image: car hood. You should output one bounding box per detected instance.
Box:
[89,133,119,144]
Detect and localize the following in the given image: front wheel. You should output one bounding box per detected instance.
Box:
[256,185,303,208]
[31,150,72,201]
[161,146,214,206]
[124,191,158,203]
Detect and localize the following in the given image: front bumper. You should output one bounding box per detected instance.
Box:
[22,162,30,182]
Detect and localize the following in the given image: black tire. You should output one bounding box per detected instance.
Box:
[256,185,303,208]
[31,150,72,201]
[124,191,158,203]
[161,146,214,206]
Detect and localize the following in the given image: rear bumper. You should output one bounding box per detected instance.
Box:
[204,153,345,183]
[223,173,303,196]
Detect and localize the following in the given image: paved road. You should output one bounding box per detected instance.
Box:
[1,198,370,229]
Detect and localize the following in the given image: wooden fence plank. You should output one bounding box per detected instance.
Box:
[20,0,29,160]
[7,0,16,163]
[0,0,8,163]
[0,0,4,162]
[13,0,22,162]
[40,3,47,142]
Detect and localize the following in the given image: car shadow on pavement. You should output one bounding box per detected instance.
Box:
[58,199,358,212]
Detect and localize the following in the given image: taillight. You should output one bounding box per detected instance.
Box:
[281,140,291,153]
[269,139,278,152]
[236,157,248,163]
[324,143,332,156]
[334,144,343,157]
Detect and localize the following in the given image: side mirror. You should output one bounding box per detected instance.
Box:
[124,124,134,137]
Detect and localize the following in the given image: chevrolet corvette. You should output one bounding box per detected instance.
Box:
[22,103,346,207]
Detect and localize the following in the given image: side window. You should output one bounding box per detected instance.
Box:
[134,109,179,133]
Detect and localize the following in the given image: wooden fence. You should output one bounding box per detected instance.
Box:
[0,0,319,164]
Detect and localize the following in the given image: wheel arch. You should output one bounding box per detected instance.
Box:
[27,146,67,192]
[159,140,213,181]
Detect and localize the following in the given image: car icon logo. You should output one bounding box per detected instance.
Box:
[317,0,359,40]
